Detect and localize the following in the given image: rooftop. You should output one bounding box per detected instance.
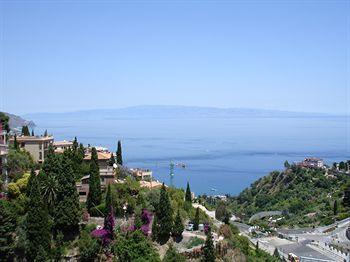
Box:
[84,151,112,161]
[10,135,54,142]
[53,140,73,146]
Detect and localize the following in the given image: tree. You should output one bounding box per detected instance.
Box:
[25,175,51,261]
[339,161,346,170]
[163,244,186,262]
[284,160,290,169]
[185,182,192,202]
[172,210,184,242]
[223,211,230,225]
[0,200,16,260]
[54,151,81,236]
[344,185,350,208]
[108,153,115,166]
[41,171,59,210]
[202,228,215,262]
[215,201,227,221]
[105,184,113,214]
[21,125,30,136]
[116,140,123,165]
[73,137,78,151]
[153,183,173,244]
[31,129,34,136]
[113,230,160,262]
[193,207,200,231]
[13,134,19,150]
[0,112,10,132]
[44,129,48,137]
[78,231,100,262]
[273,248,280,259]
[333,200,338,215]
[87,147,102,213]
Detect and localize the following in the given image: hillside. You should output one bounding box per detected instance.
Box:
[0,112,35,130]
[229,164,350,227]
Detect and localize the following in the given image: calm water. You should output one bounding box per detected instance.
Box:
[31,115,350,195]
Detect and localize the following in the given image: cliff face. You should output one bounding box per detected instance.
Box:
[1,112,35,130]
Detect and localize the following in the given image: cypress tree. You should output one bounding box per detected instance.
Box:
[344,185,350,208]
[105,184,113,214]
[185,182,192,202]
[86,147,102,213]
[73,137,78,151]
[172,210,184,242]
[333,200,338,215]
[54,151,81,236]
[273,248,280,259]
[26,175,51,261]
[193,207,200,231]
[13,134,19,150]
[44,129,48,137]
[202,228,215,262]
[31,129,34,136]
[109,153,115,166]
[21,125,30,136]
[116,140,123,165]
[153,183,173,244]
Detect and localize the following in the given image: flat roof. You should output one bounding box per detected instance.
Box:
[10,135,54,142]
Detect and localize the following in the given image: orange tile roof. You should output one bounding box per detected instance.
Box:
[84,152,112,161]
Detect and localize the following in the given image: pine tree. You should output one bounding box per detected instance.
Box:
[31,129,34,136]
[193,207,200,231]
[116,140,123,165]
[185,182,192,202]
[273,248,280,259]
[153,183,173,244]
[333,200,338,215]
[172,210,184,242]
[87,147,102,213]
[44,129,48,137]
[26,175,51,261]
[54,151,81,236]
[202,228,215,262]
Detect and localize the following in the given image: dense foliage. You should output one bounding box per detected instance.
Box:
[86,147,102,213]
[229,165,350,226]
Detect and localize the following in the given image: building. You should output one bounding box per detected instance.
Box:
[298,157,324,169]
[76,166,115,202]
[130,168,153,181]
[9,135,54,163]
[83,151,112,170]
[53,140,73,153]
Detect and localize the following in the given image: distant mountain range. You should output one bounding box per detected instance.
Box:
[23,105,344,120]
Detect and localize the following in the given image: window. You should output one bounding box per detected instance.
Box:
[79,192,86,196]
[39,143,42,150]
[39,152,42,160]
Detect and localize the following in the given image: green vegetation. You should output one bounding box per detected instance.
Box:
[86,147,102,213]
[186,236,205,249]
[0,112,10,132]
[202,229,215,262]
[116,140,123,165]
[21,125,30,136]
[226,164,350,227]
[152,183,173,244]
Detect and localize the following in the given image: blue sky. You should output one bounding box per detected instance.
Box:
[1,1,349,115]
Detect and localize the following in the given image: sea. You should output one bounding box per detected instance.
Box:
[28,112,350,196]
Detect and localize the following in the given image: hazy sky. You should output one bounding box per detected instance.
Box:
[1,1,349,115]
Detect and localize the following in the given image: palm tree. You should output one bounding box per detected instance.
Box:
[41,174,59,209]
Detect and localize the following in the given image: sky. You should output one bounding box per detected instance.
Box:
[0,0,349,115]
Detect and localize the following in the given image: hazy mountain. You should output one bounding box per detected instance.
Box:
[1,112,35,130]
[23,105,340,120]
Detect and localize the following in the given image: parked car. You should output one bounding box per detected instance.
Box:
[186,223,194,231]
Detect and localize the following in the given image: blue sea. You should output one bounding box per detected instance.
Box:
[29,112,350,196]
